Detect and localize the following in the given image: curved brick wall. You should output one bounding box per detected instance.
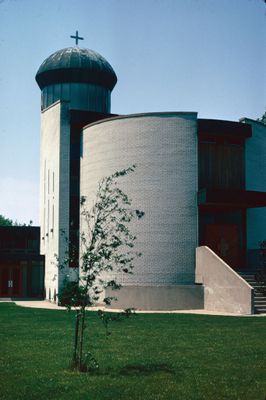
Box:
[80,113,198,285]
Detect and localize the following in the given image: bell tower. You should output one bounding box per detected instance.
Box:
[36,45,117,300]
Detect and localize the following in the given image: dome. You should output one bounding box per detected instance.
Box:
[35,47,117,91]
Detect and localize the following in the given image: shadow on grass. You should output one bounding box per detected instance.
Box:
[120,363,176,376]
[80,363,178,377]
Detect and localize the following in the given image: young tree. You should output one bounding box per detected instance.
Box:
[257,109,266,125]
[57,165,144,372]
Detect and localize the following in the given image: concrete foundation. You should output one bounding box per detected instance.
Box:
[105,285,204,311]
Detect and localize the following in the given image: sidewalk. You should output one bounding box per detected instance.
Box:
[1,299,265,316]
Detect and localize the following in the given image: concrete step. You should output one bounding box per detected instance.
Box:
[254,297,266,302]
[239,277,256,281]
[254,294,266,298]
[254,302,266,308]
[241,281,265,287]
[238,271,266,314]
[238,271,261,276]
[255,308,266,314]
[238,272,266,286]
[245,282,262,286]
[254,303,266,308]
[238,272,265,279]
[240,276,265,282]
[241,276,255,279]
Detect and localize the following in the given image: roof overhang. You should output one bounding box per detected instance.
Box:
[198,119,252,139]
[198,189,266,209]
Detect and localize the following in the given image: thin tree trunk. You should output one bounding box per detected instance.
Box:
[73,310,80,367]
[78,307,86,371]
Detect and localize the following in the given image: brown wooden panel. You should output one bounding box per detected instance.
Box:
[12,265,21,297]
[199,142,244,190]
[204,224,240,268]
[0,267,9,296]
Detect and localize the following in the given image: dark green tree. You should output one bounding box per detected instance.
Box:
[0,214,14,226]
[57,165,144,372]
[0,215,33,227]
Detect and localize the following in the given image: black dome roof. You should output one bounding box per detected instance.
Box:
[35,47,117,91]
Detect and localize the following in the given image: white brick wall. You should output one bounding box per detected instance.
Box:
[80,112,198,285]
[40,101,70,298]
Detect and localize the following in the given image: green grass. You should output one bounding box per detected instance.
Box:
[0,303,265,400]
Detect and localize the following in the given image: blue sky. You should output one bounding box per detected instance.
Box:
[0,0,265,224]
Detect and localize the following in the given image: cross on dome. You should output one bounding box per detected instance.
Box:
[70,30,84,46]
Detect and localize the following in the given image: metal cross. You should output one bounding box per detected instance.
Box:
[70,30,84,46]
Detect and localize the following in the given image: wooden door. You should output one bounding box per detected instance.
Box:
[204,224,240,268]
[0,264,22,297]
[11,265,21,296]
[0,267,9,296]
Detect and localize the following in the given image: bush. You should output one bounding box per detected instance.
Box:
[57,280,84,308]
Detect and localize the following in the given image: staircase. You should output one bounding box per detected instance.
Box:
[238,272,266,314]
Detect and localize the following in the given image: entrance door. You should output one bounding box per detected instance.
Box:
[0,264,22,297]
[204,224,240,268]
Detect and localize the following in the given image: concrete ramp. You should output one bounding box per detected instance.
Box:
[196,246,254,315]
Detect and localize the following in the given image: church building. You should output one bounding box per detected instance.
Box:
[35,43,266,314]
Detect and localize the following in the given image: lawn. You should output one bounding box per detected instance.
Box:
[0,303,265,400]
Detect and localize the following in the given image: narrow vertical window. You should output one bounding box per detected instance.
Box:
[47,199,50,235]
[43,207,45,237]
[44,160,46,204]
[52,172,55,193]
[52,204,54,232]
[48,169,50,195]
